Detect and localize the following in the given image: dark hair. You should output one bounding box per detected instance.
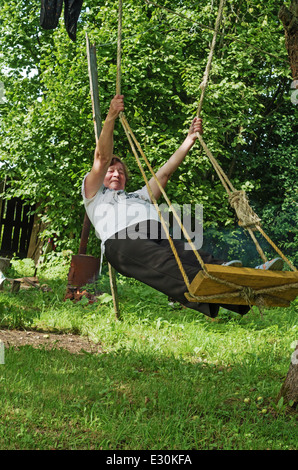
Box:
[110,156,129,182]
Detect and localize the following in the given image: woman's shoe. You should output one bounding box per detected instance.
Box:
[255,258,284,271]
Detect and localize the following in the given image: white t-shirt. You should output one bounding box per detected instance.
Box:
[81,173,160,244]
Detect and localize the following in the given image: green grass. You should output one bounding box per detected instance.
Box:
[0,254,297,450]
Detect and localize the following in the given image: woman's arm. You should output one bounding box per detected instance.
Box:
[148,117,203,200]
[84,94,124,199]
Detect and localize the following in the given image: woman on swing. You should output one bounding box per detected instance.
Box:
[82,95,283,318]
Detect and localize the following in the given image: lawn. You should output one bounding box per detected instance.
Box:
[0,253,297,450]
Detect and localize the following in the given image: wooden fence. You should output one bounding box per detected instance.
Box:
[0,180,34,259]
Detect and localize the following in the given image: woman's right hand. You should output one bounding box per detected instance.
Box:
[108,94,125,120]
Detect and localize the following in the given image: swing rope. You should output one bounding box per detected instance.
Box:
[114,0,297,308]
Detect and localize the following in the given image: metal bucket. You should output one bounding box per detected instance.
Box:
[67,213,100,288]
[67,254,100,287]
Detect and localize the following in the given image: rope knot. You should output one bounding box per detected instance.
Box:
[228,190,261,230]
[240,286,257,304]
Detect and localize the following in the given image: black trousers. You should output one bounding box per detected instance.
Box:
[105,221,250,318]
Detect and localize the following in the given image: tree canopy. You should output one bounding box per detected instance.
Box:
[0,0,297,265]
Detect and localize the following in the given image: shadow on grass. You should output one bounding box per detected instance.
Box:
[1,335,297,450]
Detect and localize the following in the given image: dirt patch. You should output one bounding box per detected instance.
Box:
[0,329,103,355]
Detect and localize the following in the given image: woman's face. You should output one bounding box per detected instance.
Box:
[103,161,126,190]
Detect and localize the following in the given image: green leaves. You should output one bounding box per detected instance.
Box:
[0,0,296,263]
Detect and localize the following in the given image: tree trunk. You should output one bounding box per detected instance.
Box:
[278,0,298,81]
[277,344,298,408]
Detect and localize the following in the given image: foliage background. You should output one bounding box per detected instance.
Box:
[0,0,297,266]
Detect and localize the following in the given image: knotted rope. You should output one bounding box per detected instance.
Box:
[229,190,261,229]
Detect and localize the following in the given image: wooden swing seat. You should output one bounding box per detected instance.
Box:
[185,265,298,307]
